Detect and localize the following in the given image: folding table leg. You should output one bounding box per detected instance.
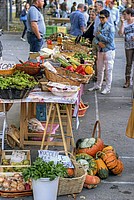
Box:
[56,103,68,155]
[40,103,53,150]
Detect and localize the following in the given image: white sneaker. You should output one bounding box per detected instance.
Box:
[101,88,110,95]
[88,85,101,91]
[21,37,26,42]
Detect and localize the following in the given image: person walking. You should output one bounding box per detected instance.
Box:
[71,2,77,13]
[70,3,85,36]
[27,0,46,52]
[20,3,30,42]
[106,0,120,30]
[88,9,115,94]
[60,0,68,18]
[118,8,134,88]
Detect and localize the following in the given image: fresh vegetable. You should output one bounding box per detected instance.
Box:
[67,168,74,177]
[22,157,67,181]
[75,65,85,74]
[76,153,97,175]
[76,137,104,157]
[84,174,100,185]
[0,70,37,90]
[85,66,94,75]
[69,57,81,66]
[95,154,109,179]
[56,57,69,67]
[65,66,74,72]
[99,147,124,175]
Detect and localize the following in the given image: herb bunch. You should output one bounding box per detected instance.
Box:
[22,157,67,181]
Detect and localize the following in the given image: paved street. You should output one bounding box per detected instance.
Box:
[0,33,134,200]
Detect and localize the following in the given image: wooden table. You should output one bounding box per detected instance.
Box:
[0,89,80,153]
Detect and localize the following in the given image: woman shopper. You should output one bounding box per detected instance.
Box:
[118,8,134,88]
[20,3,30,41]
[88,9,115,94]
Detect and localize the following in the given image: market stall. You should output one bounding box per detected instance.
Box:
[0,89,80,151]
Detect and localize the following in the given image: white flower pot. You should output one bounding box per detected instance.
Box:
[32,177,59,200]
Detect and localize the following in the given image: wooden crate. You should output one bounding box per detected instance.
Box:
[0,150,31,173]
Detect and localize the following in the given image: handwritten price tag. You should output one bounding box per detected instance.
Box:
[38,150,59,164]
[57,155,74,168]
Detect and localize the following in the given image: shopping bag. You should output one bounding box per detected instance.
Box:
[126,100,134,138]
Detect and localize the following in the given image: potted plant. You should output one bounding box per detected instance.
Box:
[22,157,67,200]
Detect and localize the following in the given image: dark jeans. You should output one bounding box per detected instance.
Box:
[22,20,27,38]
[27,32,44,52]
[125,48,134,79]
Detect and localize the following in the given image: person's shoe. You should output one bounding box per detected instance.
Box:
[88,85,101,91]
[101,88,110,95]
[21,37,26,42]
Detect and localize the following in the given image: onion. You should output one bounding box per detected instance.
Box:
[0,177,4,183]
[17,184,25,191]
[3,180,10,188]
[10,181,17,188]
[13,173,21,179]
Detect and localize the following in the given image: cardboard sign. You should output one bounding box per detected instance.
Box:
[38,150,59,164]
[0,61,15,70]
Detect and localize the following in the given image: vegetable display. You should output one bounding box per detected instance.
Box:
[22,157,67,181]
[76,153,97,176]
[0,71,37,90]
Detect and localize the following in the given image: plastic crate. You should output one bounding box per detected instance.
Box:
[46,25,57,37]
[45,26,67,38]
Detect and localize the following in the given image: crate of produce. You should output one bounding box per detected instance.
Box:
[0,172,32,198]
[0,150,31,173]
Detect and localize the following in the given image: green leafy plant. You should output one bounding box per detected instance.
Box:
[22,157,67,181]
[0,70,37,90]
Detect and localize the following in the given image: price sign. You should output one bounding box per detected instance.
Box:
[57,155,74,168]
[38,150,59,164]
[0,60,15,70]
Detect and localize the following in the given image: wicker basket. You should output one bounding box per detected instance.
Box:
[0,66,16,76]
[72,104,89,117]
[44,67,93,86]
[16,64,40,76]
[58,153,86,196]
[63,41,90,54]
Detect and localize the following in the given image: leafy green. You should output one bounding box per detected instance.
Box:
[22,157,67,181]
[0,70,37,90]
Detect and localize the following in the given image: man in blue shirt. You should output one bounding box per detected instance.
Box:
[70,3,85,36]
[88,9,115,95]
[27,0,46,52]
[107,0,120,30]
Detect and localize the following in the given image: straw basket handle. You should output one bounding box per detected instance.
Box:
[91,120,101,138]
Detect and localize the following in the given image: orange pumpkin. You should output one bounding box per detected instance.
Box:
[67,168,74,177]
[84,175,100,185]
[78,138,104,157]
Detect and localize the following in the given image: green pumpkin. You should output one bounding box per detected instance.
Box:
[76,153,97,175]
[95,157,109,179]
